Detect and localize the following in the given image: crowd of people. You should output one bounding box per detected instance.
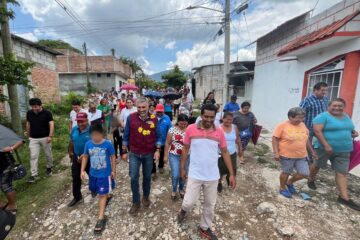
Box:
[0,81,359,239]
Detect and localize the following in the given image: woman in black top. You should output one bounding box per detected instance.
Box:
[203,92,216,105]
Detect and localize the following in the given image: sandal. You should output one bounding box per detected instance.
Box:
[179,192,185,199]
[94,218,107,235]
[6,208,17,215]
[171,193,177,201]
[0,203,8,210]
[106,194,113,206]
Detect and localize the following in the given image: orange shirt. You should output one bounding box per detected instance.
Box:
[273,121,309,159]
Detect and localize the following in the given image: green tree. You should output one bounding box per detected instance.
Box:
[37,39,83,54]
[119,56,143,74]
[161,65,187,88]
[0,56,34,102]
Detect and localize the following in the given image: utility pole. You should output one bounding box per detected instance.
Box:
[222,0,231,107]
[0,0,22,134]
[82,42,90,93]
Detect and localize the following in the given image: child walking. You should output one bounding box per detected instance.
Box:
[272,107,317,198]
[81,124,116,234]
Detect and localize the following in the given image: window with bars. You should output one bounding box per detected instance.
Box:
[307,57,344,100]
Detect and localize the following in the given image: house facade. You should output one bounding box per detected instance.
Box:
[193,61,255,105]
[252,0,360,131]
[57,51,133,96]
[0,34,62,117]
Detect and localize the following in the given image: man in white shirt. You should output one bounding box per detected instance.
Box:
[69,100,86,132]
[86,102,103,125]
[119,98,137,128]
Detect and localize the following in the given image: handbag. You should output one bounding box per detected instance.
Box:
[349,140,360,171]
[240,127,252,139]
[9,150,27,181]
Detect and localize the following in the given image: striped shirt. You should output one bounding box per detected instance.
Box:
[299,94,329,132]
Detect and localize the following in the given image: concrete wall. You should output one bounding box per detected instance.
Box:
[252,38,360,131]
[59,73,126,96]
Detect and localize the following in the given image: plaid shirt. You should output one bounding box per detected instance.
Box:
[300,94,329,132]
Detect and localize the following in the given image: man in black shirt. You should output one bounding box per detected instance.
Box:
[26,98,54,183]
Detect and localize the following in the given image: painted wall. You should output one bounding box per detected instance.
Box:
[252,38,360,131]
[59,73,126,96]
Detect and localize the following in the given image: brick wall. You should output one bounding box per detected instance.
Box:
[31,66,60,103]
[57,55,133,77]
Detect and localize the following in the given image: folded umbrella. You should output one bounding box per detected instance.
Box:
[0,125,23,151]
[251,125,262,145]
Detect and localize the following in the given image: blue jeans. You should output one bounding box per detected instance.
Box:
[169,153,188,193]
[129,152,154,204]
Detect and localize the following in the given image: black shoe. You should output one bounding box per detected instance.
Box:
[129,203,140,215]
[307,181,317,190]
[337,197,360,211]
[217,183,223,193]
[177,209,186,224]
[199,227,218,240]
[46,168,52,176]
[68,198,82,207]
[27,176,37,183]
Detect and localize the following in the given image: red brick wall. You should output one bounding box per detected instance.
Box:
[32,66,60,103]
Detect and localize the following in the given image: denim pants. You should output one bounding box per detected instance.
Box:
[169,153,186,193]
[129,152,154,204]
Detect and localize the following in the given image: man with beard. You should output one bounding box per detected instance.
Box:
[26,98,54,183]
[122,97,161,215]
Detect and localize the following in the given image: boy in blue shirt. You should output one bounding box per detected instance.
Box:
[81,124,116,234]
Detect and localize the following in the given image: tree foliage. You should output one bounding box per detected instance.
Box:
[137,72,165,90]
[119,56,143,74]
[0,0,19,20]
[0,55,34,102]
[37,39,83,54]
[161,65,187,88]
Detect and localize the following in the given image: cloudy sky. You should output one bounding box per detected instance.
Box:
[11,0,342,74]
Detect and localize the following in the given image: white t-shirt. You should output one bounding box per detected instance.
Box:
[119,107,137,127]
[86,109,103,123]
[69,109,86,128]
[195,114,221,127]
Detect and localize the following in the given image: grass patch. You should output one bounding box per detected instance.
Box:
[257,157,268,164]
[2,114,71,235]
[269,163,278,169]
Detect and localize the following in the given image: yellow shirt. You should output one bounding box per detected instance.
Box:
[273,121,309,159]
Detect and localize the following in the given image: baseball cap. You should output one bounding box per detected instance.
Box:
[231,95,237,99]
[76,112,88,121]
[155,104,165,112]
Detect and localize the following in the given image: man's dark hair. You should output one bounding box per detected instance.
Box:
[313,82,328,91]
[241,101,251,108]
[72,99,81,106]
[177,114,189,123]
[29,98,42,106]
[201,103,217,115]
[90,124,104,134]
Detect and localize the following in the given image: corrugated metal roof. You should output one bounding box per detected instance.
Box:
[278,10,360,56]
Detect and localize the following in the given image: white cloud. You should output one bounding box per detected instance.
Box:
[15,32,38,42]
[137,56,154,75]
[164,40,176,50]
[16,0,343,72]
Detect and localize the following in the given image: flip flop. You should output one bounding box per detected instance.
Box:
[106,195,113,206]
[94,217,107,235]
[300,192,311,200]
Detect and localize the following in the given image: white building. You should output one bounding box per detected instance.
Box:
[193,61,255,105]
[252,0,360,131]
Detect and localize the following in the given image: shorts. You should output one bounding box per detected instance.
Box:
[280,157,309,176]
[0,166,13,193]
[218,153,237,177]
[314,148,350,174]
[89,176,115,196]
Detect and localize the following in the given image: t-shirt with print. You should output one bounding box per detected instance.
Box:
[184,123,227,181]
[168,127,185,155]
[273,121,309,159]
[84,140,115,178]
[313,112,354,152]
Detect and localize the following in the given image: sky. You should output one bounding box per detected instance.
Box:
[10,0,343,75]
